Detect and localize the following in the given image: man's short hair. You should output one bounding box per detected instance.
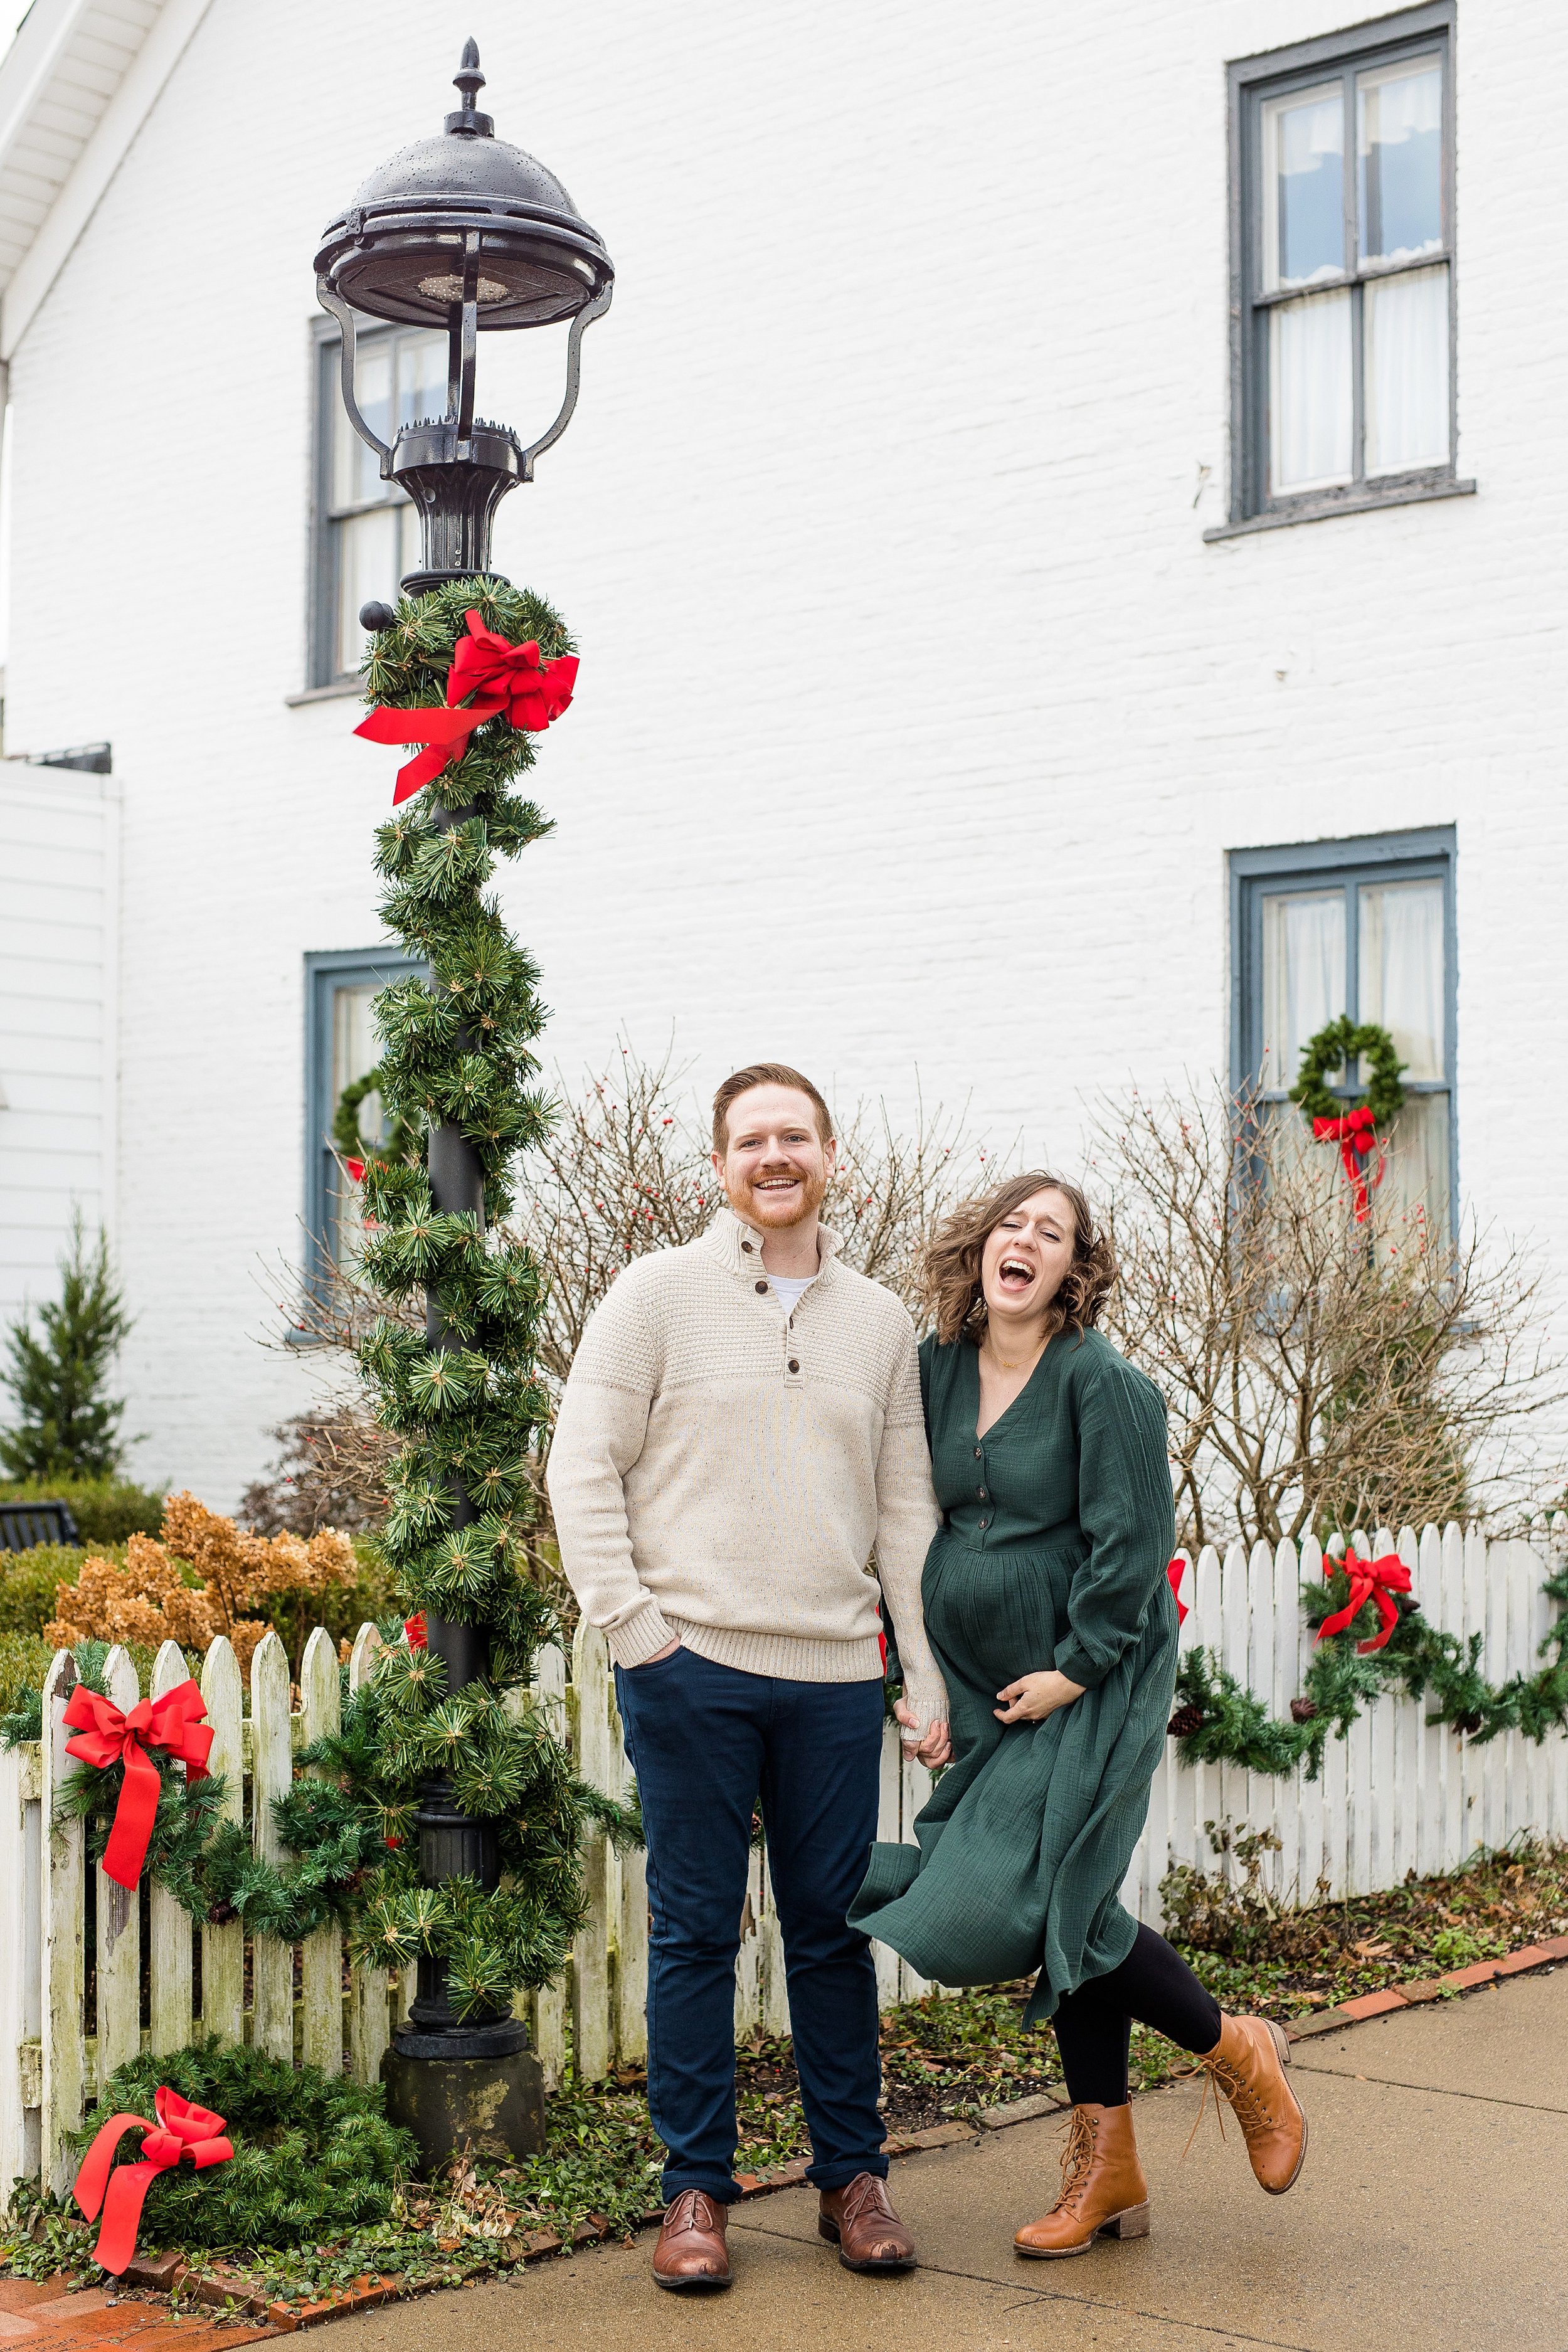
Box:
[712,1063,835,1155]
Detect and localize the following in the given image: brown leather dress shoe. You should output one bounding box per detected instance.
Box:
[1193,2013,1308,2193]
[652,2189,731,2291]
[818,2173,917,2271]
[1014,2103,1150,2258]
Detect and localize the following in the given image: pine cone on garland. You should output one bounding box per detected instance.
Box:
[1167,1705,1207,1738]
[1290,1697,1318,1724]
[206,1900,238,1926]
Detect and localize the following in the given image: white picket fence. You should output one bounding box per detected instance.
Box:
[2,1515,1565,2200]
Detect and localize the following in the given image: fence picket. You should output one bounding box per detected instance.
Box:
[89,1648,141,2094]
[250,1632,294,2060]
[526,1643,569,2089]
[345,1626,391,2085]
[147,1642,194,2056]
[569,1619,616,2082]
[198,1637,245,2051]
[0,1722,34,2195]
[40,1651,85,2196]
[299,1629,344,2074]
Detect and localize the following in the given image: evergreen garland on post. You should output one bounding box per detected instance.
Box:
[340,575,632,2017]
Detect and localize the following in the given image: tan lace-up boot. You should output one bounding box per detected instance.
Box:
[1194,2013,1308,2193]
[1014,2103,1150,2258]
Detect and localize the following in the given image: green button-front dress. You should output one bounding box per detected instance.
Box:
[851,1326,1177,2023]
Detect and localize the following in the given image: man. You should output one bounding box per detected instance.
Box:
[548,1061,949,2292]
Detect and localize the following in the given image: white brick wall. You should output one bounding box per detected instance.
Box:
[1,0,1564,1503]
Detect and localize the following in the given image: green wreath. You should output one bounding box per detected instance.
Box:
[1288,1016,1406,1128]
[332,1063,420,1171]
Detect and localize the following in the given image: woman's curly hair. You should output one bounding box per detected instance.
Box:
[920,1169,1118,1347]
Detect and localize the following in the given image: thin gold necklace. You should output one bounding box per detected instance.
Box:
[983,1333,1046,1373]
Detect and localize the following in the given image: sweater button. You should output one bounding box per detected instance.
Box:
[973,1446,983,1458]
[978,1518,989,1530]
[755,1279,768,1293]
[788,1359,800,1374]
[977,1488,987,1500]
[742,1241,754,1252]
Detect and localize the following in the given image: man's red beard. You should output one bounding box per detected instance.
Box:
[731,1162,829,1229]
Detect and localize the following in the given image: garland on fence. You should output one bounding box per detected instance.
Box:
[1168,1550,1568,1779]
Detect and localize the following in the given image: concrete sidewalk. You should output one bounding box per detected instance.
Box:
[336,1968,1568,2352]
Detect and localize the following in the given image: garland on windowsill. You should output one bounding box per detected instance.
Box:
[1167,1552,1568,1779]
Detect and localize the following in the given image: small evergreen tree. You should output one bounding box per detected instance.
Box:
[0,1212,130,1481]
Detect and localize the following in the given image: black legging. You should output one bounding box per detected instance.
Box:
[1050,1923,1222,2107]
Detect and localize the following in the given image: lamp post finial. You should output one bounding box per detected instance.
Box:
[447,39,492,136]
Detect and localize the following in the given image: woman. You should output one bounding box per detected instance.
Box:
[852,1172,1306,2255]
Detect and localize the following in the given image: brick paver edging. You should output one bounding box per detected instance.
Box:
[35,1932,1568,2331]
[1279,1931,1568,2037]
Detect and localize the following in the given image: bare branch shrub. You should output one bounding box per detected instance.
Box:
[240,1410,404,1537]
[1096,1083,1565,1549]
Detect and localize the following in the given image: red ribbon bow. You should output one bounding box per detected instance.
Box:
[62,1678,213,1890]
[405,1611,428,1648]
[354,609,580,803]
[1315,1550,1412,1654]
[1312,1106,1385,1222]
[1167,1556,1189,1626]
[73,2086,232,2274]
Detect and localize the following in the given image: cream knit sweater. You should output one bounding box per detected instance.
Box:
[546,1208,948,1729]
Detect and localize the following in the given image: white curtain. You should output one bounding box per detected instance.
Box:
[1262,890,1345,1089]
[1359,879,1444,1078]
[1365,265,1449,475]
[331,985,384,1268]
[1271,289,1352,494]
[1359,879,1448,1236]
[336,507,401,678]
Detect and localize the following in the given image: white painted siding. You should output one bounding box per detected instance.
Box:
[0,0,1563,1503]
[0,768,116,1327]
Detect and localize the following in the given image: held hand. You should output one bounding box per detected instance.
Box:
[893,1699,952,1767]
[993,1669,1085,1725]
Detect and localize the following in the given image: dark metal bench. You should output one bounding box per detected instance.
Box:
[0,1500,82,1550]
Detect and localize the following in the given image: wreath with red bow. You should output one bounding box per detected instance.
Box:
[1289,1017,1406,1220]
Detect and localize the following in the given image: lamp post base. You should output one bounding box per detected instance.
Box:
[381,2031,546,2169]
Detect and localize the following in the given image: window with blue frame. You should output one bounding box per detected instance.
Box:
[1231,829,1456,1235]
[304,948,426,1287]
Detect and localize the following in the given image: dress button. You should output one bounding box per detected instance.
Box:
[977,1488,987,1500]
[978,1518,989,1530]
[755,1280,768,1293]
[973,1446,983,1459]
[788,1359,800,1374]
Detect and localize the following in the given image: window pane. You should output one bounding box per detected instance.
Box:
[397,331,450,430]
[1358,57,1443,263]
[1378,1091,1449,1239]
[1365,264,1449,475]
[1269,287,1352,494]
[1358,879,1444,1079]
[332,341,393,509]
[336,507,402,676]
[1261,889,1347,1090]
[1262,82,1345,290]
[332,983,385,1140]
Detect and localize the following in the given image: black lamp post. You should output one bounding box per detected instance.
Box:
[315,41,612,2163]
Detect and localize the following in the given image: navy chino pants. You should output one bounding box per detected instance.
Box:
[613,1645,889,2204]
